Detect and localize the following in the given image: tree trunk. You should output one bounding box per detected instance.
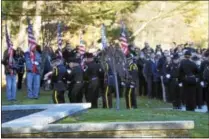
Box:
[34,1,44,44]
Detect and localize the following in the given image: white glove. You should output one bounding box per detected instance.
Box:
[200,81,204,87]
[34,61,39,65]
[44,71,53,80]
[47,80,51,84]
[121,82,125,86]
[67,69,72,74]
[179,83,183,87]
[166,74,171,79]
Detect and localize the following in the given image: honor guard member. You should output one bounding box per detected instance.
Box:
[162,56,172,102]
[137,52,147,96]
[67,57,84,103]
[103,58,114,109]
[200,52,209,111]
[202,52,209,112]
[192,55,204,109]
[128,55,139,96]
[169,53,181,109]
[85,53,102,108]
[51,55,68,104]
[179,50,198,111]
[124,56,138,109]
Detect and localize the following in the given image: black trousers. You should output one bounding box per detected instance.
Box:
[203,85,209,112]
[146,76,153,98]
[125,87,137,109]
[17,72,24,90]
[153,80,161,99]
[86,79,99,108]
[52,90,65,104]
[102,85,114,108]
[170,79,181,108]
[82,81,89,102]
[166,82,172,103]
[139,76,147,96]
[184,84,196,111]
[196,83,204,108]
[68,83,84,103]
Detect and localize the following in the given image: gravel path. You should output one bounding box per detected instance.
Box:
[2,109,44,123]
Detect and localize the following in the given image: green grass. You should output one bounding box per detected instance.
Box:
[1,86,209,137]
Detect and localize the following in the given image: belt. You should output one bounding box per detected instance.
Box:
[27,70,32,73]
[171,78,178,81]
[76,81,82,84]
[185,75,195,77]
[91,77,98,81]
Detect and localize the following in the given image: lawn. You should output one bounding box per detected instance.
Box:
[1,87,209,137]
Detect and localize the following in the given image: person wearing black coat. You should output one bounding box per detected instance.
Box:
[179,50,198,111]
[200,52,209,112]
[137,52,147,96]
[192,55,204,109]
[169,54,181,109]
[15,47,25,90]
[85,53,103,108]
[143,53,155,98]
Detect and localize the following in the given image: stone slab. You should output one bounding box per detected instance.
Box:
[2,121,194,134]
[2,103,90,111]
[2,129,191,138]
[2,103,91,127]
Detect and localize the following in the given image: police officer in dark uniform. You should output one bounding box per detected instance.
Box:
[103,59,114,109]
[200,52,209,111]
[192,55,204,109]
[179,50,198,111]
[67,57,84,103]
[126,56,138,109]
[85,53,102,108]
[50,55,68,104]
[137,51,147,96]
[162,56,172,102]
[169,53,181,109]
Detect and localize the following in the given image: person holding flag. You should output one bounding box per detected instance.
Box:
[25,18,42,99]
[2,25,18,101]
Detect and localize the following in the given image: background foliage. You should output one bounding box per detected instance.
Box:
[1,1,208,51]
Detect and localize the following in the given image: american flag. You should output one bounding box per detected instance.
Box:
[27,17,36,63]
[5,25,14,67]
[57,22,63,58]
[78,30,86,55]
[78,30,86,70]
[101,24,108,50]
[119,22,129,56]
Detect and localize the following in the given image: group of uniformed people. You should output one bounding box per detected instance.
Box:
[2,40,209,111]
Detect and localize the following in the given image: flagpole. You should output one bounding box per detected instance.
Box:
[113,50,120,111]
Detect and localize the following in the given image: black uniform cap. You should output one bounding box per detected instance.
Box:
[191,55,200,61]
[172,53,179,60]
[184,50,192,57]
[68,57,81,63]
[85,52,94,58]
[204,52,209,57]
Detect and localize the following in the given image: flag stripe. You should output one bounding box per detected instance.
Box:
[120,22,129,55]
[5,25,14,67]
[57,23,63,57]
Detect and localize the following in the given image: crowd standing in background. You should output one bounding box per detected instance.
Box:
[2,41,209,112]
